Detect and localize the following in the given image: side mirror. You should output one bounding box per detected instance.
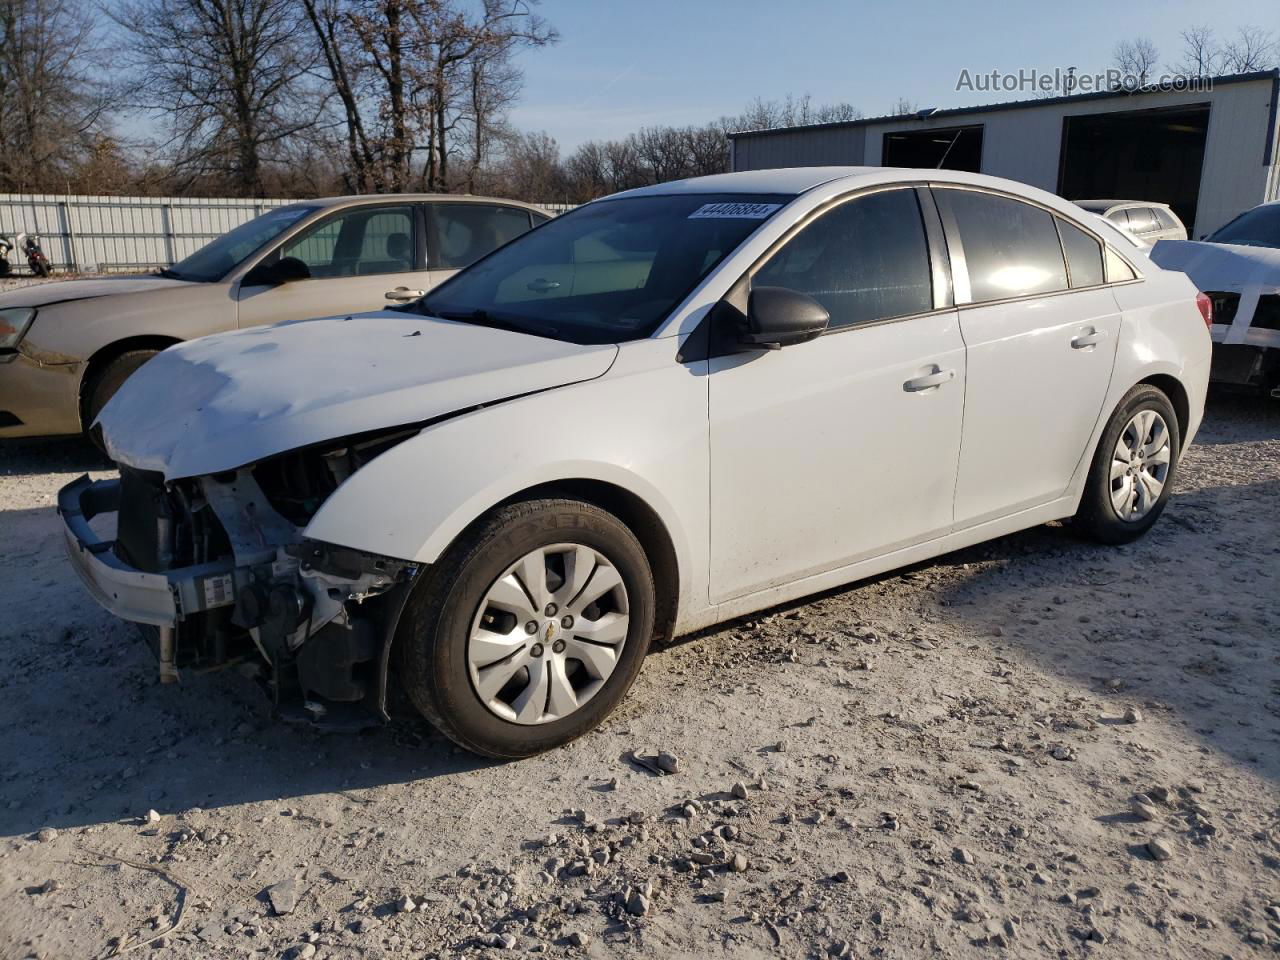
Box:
[740,286,829,349]
[245,256,311,286]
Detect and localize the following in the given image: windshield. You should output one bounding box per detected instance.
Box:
[1206,204,1280,250]
[166,205,318,282]
[419,193,794,344]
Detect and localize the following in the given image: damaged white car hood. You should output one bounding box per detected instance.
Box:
[1149,239,1280,296]
[0,274,191,309]
[97,311,619,480]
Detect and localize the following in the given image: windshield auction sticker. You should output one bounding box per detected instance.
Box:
[688,202,783,219]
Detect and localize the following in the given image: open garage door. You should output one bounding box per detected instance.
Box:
[1058,105,1209,234]
[883,125,983,172]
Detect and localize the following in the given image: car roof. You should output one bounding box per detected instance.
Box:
[289,194,549,213]
[612,167,884,198]
[613,168,1161,205]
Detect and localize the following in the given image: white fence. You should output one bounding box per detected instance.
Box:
[0,194,576,275]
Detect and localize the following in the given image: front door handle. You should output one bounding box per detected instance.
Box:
[385,287,425,301]
[903,368,955,392]
[1071,328,1105,349]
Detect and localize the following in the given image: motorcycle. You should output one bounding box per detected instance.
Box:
[17,233,50,277]
[0,236,11,277]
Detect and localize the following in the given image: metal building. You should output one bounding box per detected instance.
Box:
[729,70,1280,237]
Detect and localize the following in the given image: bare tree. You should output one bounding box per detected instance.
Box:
[498,130,563,200]
[1113,37,1160,85]
[301,0,382,192]
[684,124,729,177]
[1221,25,1278,73]
[726,94,861,133]
[890,97,917,116]
[460,42,523,192]
[408,0,557,192]
[300,0,554,194]
[1170,25,1224,76]
[0,0,111,192]
[110,0,322,195]
[560,140,609,202]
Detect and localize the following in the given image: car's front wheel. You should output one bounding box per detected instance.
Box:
[84,349,161,453]
[398,498,655,758]
[1074,383,1181,544]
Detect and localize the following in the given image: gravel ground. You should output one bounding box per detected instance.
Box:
[1,393,1277,960]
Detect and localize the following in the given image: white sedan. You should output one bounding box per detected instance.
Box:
[61,168,1212,758]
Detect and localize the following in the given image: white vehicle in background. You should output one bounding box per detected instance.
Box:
[1150,200,1280,394]
[1074,199,1188,250]
[61,168,1211,758]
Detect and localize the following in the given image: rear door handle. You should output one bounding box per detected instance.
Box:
[903,368,955,392]
[385,287,425,301]
[1071,329,1105,349]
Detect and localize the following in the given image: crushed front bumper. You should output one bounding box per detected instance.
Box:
[59,470,419,725]
[58,474,235,627]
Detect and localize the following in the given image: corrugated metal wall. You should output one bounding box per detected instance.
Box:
[733,127,867,170]
[0,195,290,273]
[0,195,575,275]
[731,77,1279,235]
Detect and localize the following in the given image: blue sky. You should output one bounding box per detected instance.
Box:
[510,0,1280,150]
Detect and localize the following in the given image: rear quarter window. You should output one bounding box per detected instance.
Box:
[1056,218,1106,288]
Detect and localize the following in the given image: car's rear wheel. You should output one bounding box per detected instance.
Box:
[84,349,160,453]
[398,498,655,758]
[1074,384,1180,544]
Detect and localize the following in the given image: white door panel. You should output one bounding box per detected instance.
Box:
[429,268,460,289]
[953,288,1121,526]
[709,311,966,603]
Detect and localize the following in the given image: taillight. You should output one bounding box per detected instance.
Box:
[1195,292,1213,330]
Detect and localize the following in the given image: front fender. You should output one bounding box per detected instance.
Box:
[302,338,710,619]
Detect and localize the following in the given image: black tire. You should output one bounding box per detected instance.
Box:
[398,498,656,759]
[1074,384,1181,544]
[84,349,160,452]
[31,259,49,277]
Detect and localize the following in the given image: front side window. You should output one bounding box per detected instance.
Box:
[420,193,792,344]
[280,205,416,278]
[1206,204,1280,249]
[431,204,535,270]
[753,189,933,329]
[168,205,317,282]
[939,190,1068,302]
[1056,218,1105,288]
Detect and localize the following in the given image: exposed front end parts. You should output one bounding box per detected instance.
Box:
[58,465,419,728]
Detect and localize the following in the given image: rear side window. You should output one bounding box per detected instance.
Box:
[753,188,933,329]
[1056,218,1105,288]
[431,204,534,270]
[939,190,1068,302]
[1125,207,1156,234]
